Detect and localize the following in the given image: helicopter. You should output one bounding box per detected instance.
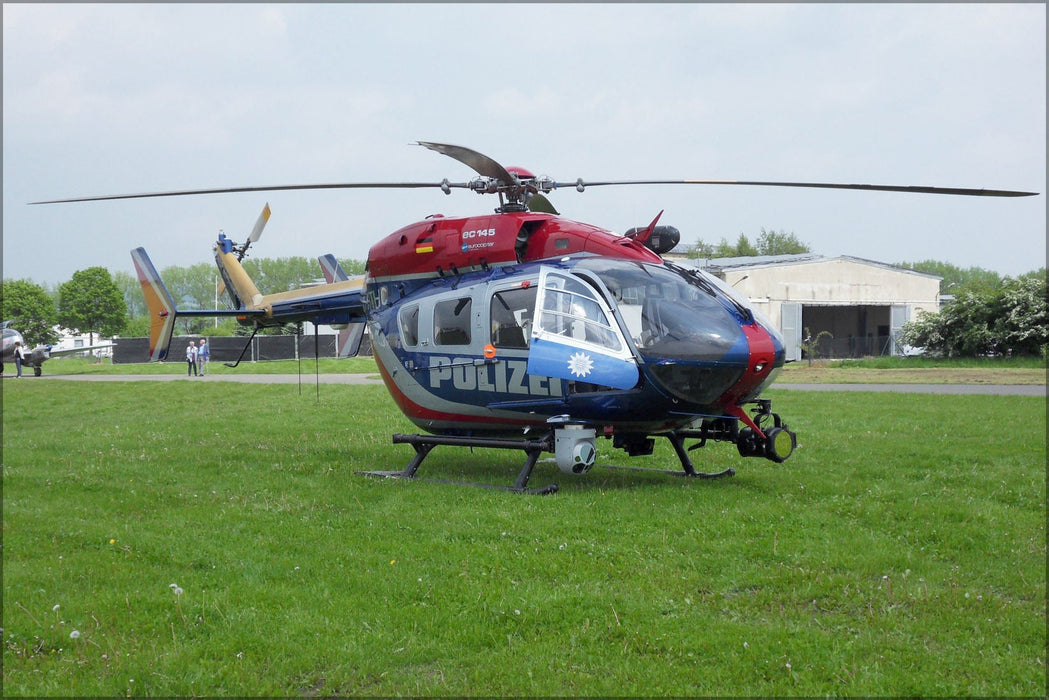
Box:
[35,142,1038,493]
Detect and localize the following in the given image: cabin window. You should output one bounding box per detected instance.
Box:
[433,297,472,346]
[490,285,537,349]
[538,274,621,352]
[400,304,420,347]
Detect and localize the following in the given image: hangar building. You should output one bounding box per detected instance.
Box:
[677,253,941,361]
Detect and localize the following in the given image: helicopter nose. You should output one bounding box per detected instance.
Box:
[721,322,778,407]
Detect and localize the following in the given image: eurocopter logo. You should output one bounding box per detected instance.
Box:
[461,240,496,253]
[567,351,594,378]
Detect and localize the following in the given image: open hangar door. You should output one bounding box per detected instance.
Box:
[799,304,909,359]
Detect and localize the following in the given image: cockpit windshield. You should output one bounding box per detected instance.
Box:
[575,258,745,362]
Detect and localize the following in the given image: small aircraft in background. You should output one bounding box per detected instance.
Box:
[34,142,1037,492]
[1,321,114,377]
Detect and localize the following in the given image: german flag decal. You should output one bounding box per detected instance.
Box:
[415,234,434,254]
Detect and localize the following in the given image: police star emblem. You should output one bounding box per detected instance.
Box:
[567,351,594,378]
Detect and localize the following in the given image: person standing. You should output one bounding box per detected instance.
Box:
[14,341,25,378]
[186,341,198,377]
[197,338,209,376]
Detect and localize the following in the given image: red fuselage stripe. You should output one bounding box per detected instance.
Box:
[720,322,776,438]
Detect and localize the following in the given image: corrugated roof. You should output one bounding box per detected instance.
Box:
[677,253,941,280]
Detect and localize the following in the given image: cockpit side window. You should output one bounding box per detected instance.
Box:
[538,274,621,352]
[433,297,472,346]
[490,285,536,349]
[399,304,420,347]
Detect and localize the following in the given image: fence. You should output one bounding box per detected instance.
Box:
[113,335,371,364]
[803,333,908,360]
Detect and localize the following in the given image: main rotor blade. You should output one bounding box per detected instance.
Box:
[416,141,516,183]
[29,181,472,204]
[30,168,1037,205]
[558,179,1038,197]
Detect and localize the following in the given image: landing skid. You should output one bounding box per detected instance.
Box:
[360,429,734,494]
[359,433,560,495]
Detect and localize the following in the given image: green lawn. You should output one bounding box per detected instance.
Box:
[2,379,1044,696]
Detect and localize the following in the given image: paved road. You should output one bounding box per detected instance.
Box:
[20,373,1046,396]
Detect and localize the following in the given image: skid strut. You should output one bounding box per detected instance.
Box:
[666,432,736,479]
[360,433,559,495]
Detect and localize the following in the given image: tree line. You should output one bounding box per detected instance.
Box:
[897,264,1047,358]
[1,256,365,347]
[685,228,812,258]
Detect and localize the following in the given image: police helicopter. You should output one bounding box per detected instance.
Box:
[34,142,1038,493]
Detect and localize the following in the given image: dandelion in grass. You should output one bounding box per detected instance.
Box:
[169,583,186,622]
[69,630,80,640]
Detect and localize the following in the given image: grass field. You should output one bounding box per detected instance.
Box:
[2,376,1045,696]
[778,356,1046,386]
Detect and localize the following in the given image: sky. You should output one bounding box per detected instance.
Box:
[3,3,1045,288]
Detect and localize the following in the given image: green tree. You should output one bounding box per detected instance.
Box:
[112,270,147,319]
[242,256,324,296]
[159,262,222,335]
[895,260,1002,296]
[755,228,810,255]
[901,274,1048,357]
[715,233,758,257]
[992,275,1048,356]
[121,314,152,338]
[1,279,60,346]
[57,267,127,343]
[685,239,717,259]
[689,230,809,259]
[339,258,367,276]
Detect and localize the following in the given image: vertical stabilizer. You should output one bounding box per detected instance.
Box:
[130,247,177,362]
[318,254,350,283]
